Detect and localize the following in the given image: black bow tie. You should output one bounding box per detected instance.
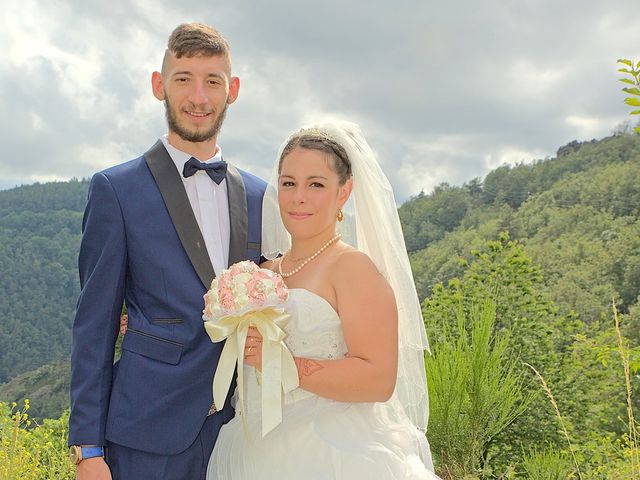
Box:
[182,157,228,184]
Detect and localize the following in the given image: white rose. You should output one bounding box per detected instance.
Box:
[233,272,252,285]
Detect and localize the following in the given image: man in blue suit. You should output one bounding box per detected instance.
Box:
[68,23,266,479]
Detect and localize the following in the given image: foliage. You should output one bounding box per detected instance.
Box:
[425,298,530,478]
[520,447,575,480]
[423,236,578,471]
[407,134,640,326]
[406,134,640,287]
[618,58,640,134]
[399,183,472,252]
[420,232,640,478]
[523,304,640,479]
[0,180,88,384]
[525,364,583,479]
[0,362,70,421]
[0,401,74,480]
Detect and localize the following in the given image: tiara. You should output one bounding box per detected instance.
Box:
[295,126,340,143]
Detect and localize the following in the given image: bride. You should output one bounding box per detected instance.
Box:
[207,121,440,479]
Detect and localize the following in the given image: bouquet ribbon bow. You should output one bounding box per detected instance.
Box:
[204,307,299,436]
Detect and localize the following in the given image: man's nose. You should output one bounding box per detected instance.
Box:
[188,82,208,104]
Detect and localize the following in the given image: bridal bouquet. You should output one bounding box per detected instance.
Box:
[203,260,299,436]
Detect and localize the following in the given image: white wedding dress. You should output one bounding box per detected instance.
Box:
[207,289,440,479]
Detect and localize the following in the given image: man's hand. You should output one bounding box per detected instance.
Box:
[76,457,112,480]
[119,314,128,336]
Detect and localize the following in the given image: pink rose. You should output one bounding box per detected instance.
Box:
[217,276,230,291]
[219,287,235,311]
[249,290,267,306]
[245,278,259,293]
[228,266,239,276]
[220,295,235,312]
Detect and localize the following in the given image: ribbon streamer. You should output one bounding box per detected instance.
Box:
[204,307,299,436]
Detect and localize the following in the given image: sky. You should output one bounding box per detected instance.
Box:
[0,0,638,203]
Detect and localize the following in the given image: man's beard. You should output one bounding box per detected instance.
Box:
[164,97,228,143]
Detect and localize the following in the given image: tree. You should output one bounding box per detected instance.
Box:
[424,235,575,474]
[618,58,640,134]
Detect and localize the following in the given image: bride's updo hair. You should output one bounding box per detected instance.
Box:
[279,129,352,186]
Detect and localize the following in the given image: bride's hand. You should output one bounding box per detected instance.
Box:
[244,326,263,371]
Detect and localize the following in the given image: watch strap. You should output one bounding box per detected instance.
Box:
[80,446,105,459]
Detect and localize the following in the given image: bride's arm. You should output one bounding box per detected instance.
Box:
[294,251,399,402]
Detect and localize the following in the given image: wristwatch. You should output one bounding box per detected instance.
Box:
[69,445,105,465]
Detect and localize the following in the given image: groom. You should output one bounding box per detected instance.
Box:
[68,23,266,479]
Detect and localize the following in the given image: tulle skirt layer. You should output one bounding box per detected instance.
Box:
[207,394,439,479]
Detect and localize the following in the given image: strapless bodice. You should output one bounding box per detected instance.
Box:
[238,289,348,411]
[280,288,348,359]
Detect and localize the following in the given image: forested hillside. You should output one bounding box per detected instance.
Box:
[401,133,640,324]
[0,180,87,387]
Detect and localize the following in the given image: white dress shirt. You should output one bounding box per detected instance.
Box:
[160,135,230,276]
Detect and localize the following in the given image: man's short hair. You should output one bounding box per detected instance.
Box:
[162,23,232,73]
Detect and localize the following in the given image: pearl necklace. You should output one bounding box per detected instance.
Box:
[278,234,341,278]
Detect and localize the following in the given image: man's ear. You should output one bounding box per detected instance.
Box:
[227,76,240,104]
[151,71,165,101]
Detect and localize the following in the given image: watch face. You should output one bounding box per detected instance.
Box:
[69,446,81,465]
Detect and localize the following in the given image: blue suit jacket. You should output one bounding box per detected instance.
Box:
[69,140,266,454]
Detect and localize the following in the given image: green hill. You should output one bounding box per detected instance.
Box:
[401,133,640,327]
[0,360,70,421]
[0,179,88,386]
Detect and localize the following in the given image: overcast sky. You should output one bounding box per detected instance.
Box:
[1,0,638,203]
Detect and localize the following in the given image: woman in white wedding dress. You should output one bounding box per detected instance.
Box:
[207,121,440,479]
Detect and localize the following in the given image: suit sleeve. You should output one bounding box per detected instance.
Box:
[68,172,127,446]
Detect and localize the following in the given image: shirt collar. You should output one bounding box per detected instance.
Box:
[160,134,224,174]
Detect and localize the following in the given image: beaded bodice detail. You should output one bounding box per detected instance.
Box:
[239,289,348,412]
[281,289,347,359]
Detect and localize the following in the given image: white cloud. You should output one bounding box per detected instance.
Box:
[0,0,637,203]
[483,146,549,171]
[507,60,567,99]
[564,115,606,139]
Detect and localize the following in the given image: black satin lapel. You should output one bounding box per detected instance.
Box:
[226,164,248,267]
[144,140,215,288]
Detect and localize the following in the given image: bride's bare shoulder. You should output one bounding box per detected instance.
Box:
[332,245,381,280]
[331,245,395,309]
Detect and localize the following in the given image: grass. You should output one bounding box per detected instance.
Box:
[613,299,639,477]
